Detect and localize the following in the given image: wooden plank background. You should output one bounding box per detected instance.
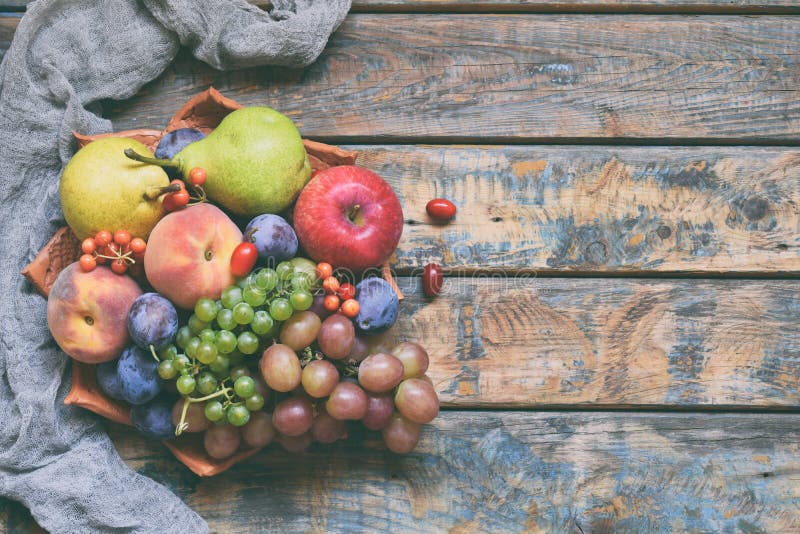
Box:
[1,1,799,532]
[361,145,800,274]
[102,15,800,142]
[389,277,800,407]
[100,413,800,533]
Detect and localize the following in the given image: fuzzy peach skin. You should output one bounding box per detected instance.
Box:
[145,203,242,309]
[47,263,142,363]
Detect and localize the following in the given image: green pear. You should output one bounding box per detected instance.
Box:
[60,138,172,239]
[126,107,311,217]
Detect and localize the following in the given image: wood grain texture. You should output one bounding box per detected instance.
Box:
[356,145,800,274]
[5,1,800,12]
[99,14,800,142]
[349,0,800,13]
[390,277,800,407]
[96,413,800,533]
[0,14,19,54]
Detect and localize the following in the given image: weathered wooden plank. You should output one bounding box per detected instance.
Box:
[101,15,800,141]
[4,2,799,13]
[95,413,800,532]
[252,0,800,12]
[357,145,800,274]
[351,0,800,11]
[391,277,800,407]
[0,499,40,534]
[0,14,19,55]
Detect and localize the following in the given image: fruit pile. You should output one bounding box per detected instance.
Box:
[39,91,441,472]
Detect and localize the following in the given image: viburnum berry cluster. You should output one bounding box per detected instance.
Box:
[79,229,146,275]
[162,167,208,212]
[317,262,359,317]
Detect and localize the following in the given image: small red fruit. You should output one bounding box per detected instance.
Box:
[423,263,443,297]
[323,294,340,312]
[338,283,356,301]
[162,194,178,212]
[94,230,112,247]
[79,254,96,272]
[113,230,131,247]
[426,198,457,221]
[129,238,146,255]
[230,242,258,277]
[170,179,186,190]
[323,276,340,294]
[81,238,96,255]
[188,167,207,186]
[341,299,359,318]
[172,190,190,207]
[316,262,333,280]
[111,258,128,275]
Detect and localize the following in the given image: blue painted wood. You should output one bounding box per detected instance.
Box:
[354,145,800,274]
[103,413,800,532]
[391,277,800,407]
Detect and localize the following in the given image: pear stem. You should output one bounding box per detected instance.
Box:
[124,148,182,169]
[143,183,182,201]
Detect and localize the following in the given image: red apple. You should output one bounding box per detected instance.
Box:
[293,166,403,272]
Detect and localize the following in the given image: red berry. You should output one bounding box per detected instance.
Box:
[162,194,178,212]
[323,294,340,312]
[111,258,128,274]
[79,254,96,272]
[106,242,121,255]
[94,230,112,247]
[341,299,359,318]
[422,263,443,297]
[188,167,207,186]
[129,238,146,254]
[323,276,340,294]
[338,283,356,301]
[81,238,96,255]
[230,242,258,277]
[316,262,333,280]
[170,179,186,190]
[172,190,190,207]
[426,198,457,221]
[113,230,131,247]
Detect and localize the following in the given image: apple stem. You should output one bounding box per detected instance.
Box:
[143,183,182,201]
[347,204,363,225]
[124,148,181,169]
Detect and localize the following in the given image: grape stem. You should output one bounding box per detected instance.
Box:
[176,397,191,436]
[149,345,160,363]
[187,387,233,403]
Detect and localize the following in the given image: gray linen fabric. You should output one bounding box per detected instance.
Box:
[0,0,349,531]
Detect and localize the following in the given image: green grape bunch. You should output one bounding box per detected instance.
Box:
[164,257,321,435]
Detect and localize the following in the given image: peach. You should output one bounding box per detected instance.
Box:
[145,203,242,309]
[47,263,142,363]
